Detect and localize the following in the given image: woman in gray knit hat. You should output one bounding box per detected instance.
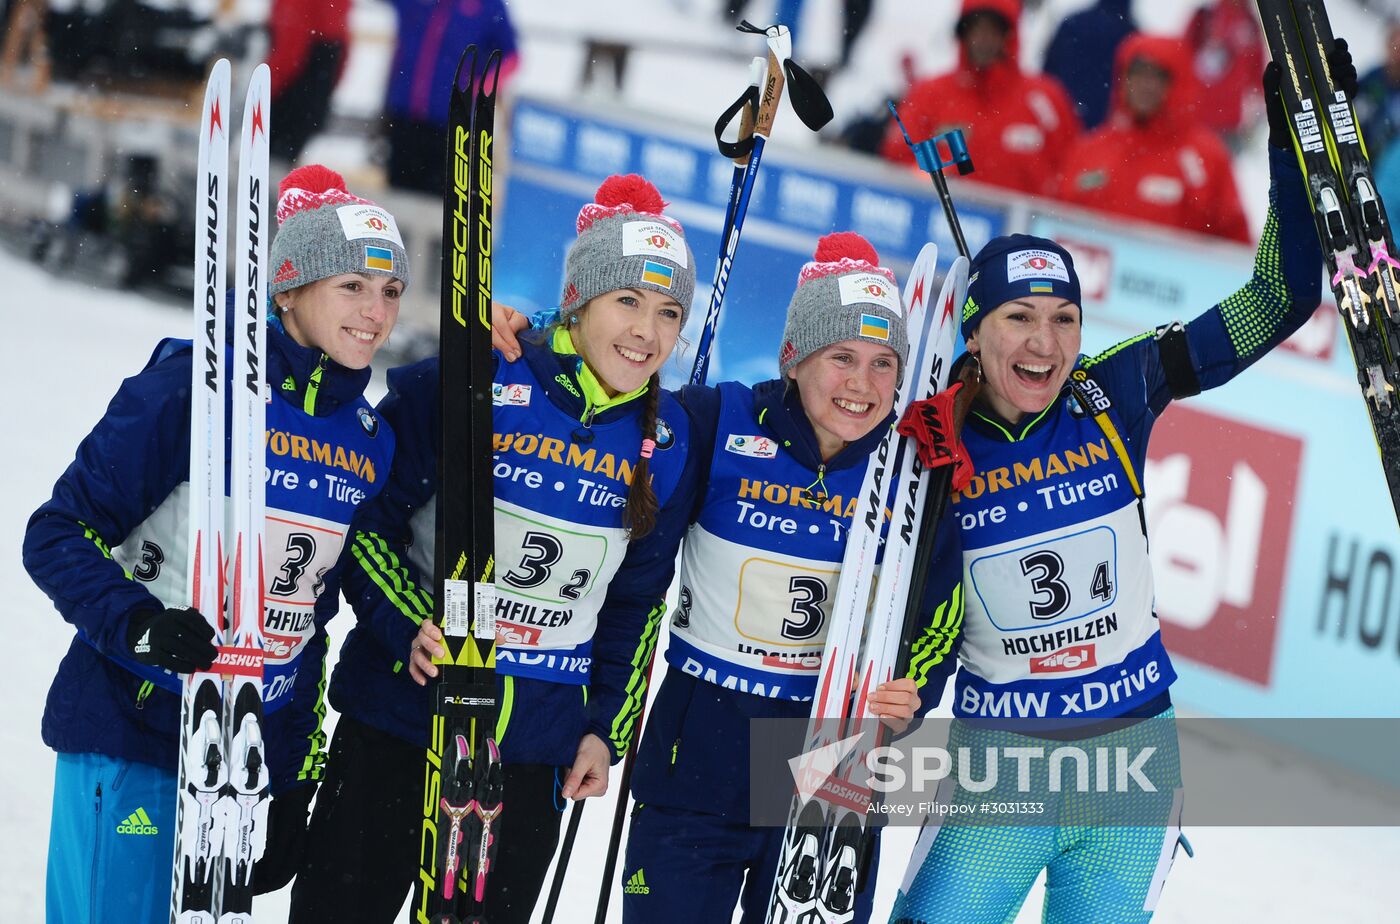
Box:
[494,231,964,924]
[294,174,704,923]
[23,162,409,923]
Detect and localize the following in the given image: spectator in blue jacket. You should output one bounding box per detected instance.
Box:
[23,164,408,922]
[1356,21,1400,165]
[383,0,519,194]
[1042,0,1137,130]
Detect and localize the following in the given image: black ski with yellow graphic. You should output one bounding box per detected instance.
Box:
[1258,0,1400,522]
[412,44,506,924]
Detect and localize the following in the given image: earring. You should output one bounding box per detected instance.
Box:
[568,314,579,325]
[968,353,983,384]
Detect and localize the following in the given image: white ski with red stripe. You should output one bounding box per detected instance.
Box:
[767,243,949,924]
[219,61,271,924]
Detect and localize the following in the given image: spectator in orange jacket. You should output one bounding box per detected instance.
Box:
[1055,33,1250,244]
[881,0,1080,196]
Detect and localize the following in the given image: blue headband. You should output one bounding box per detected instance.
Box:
[962,234,1082,340]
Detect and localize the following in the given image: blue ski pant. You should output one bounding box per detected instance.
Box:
[621,803,878,924]
[47,751,176,924]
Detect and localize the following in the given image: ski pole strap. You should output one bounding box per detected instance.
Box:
[780,56,833,132]
[714,82,760,160]
[1067,369,1144,499]
[896,382,976,492]
[1153,321,1202,400]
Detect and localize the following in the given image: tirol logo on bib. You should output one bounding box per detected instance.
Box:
[725,434,779,459]
[336,204,405,248]
[1007,249,1070,283]
[837,272,901,315]
[622,220,688,268]
[492,382,532,407]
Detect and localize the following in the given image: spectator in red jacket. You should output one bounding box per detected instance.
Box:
[1186,0,1265,144]
[264,0,350,163]
[881,0,1080,196]
[1055,33,1249,244]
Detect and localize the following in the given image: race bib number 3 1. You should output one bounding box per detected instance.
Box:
[970,525,1118,632]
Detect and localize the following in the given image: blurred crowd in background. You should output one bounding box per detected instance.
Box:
[4,0,1400,268]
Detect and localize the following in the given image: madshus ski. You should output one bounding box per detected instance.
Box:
[1258,0,1400,523]
[764,246,964,924]
[767,119,981,924]
[412,45,506,924]
[172,60,272,924]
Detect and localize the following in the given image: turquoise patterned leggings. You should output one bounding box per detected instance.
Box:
[890,711,1188,924]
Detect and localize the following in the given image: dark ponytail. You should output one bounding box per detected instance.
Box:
[623,373,662,538]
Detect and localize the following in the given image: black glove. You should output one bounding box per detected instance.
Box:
[253,784,315,895]
[125,606,217,673]
[1329,37,1359,102]
[1265,38,1360,150]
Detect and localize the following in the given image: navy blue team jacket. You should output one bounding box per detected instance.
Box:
[332,330,702,767]
[24,318,393,795]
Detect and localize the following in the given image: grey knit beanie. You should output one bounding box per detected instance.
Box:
[560,174,695,324]
[778,232,908,376]
[270,164,410,296]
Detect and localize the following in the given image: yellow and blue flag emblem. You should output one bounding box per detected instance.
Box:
[1029,281,1054,294]
[859,313,890,341]
[365,245,394,272]
[642,260,674,289]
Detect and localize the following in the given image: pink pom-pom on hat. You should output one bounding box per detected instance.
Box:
[576,173,684,235]
[798,231,897,287]
[275,164,370,225]
[778,231,907,376]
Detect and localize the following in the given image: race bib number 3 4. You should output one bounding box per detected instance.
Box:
[970,525,1118,632]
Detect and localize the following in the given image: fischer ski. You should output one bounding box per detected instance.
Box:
[413,44,505,924]
[1258,0,1400,522]
[172,59,272,923]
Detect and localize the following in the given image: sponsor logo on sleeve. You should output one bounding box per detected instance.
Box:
[725,434,778,459]
[492,383,532,407]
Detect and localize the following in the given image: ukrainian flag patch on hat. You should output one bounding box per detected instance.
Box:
[859,313,891,341]
[1029,281,1054,293]
[642,260,674,289]
[364,245,394,272]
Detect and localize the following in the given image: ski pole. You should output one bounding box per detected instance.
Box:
[888,102,974,260]
[688,20,833,384]
[589,60,763,924]
[540,796,584,924]
[591,24,833,924]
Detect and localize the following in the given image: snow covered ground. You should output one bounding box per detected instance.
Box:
[7,248,1400,923]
